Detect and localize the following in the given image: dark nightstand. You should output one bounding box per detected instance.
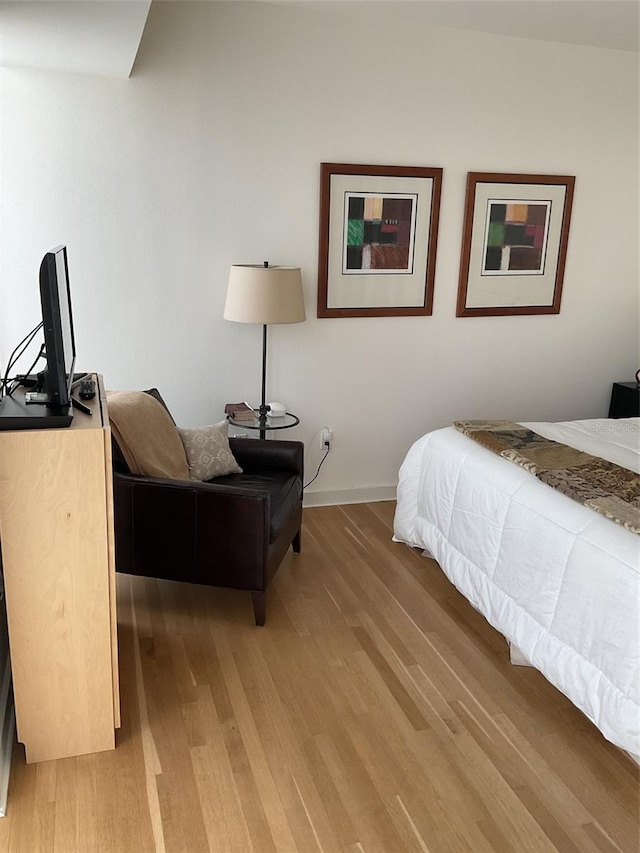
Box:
[608,382,640,418]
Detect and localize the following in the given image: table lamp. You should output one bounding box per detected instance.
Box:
[223,262,305,433]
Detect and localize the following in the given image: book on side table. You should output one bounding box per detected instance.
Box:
[224,402,256,422]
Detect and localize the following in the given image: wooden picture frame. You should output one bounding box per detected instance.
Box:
[317,163,443,318]
[456,172,575,317]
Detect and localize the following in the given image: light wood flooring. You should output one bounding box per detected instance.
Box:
[0,502,638,852]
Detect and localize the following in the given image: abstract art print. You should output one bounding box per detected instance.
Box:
[318,163,443,318]
[457,172,575,317]
[343,193,417,274]
[482,200,551,275]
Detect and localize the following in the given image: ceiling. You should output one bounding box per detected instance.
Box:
[0,1,152,78]
[0,0,637,79]
[297,1,640,53]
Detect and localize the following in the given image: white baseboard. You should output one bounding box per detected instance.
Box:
[0,705,13,817]
[0,658,14,817]
[303,485,396,508]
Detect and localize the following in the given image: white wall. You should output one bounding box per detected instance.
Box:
[1,1,638,504]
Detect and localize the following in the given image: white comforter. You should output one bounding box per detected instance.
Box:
[393,418,640,757]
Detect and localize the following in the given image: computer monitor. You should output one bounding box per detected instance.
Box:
[39,245,76,408]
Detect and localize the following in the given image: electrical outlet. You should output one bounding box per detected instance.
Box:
[320,428,333,450]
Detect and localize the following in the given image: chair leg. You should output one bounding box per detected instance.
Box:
[292,528,302,554]
[252,591,266,627]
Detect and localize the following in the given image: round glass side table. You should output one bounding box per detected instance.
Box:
[227,412,300,440]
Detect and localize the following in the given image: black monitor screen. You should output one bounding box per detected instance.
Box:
[39,245,76,407]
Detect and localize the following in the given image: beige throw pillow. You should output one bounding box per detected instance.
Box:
[177,421,243,481]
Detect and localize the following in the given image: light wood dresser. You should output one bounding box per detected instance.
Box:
[0,375,119,763]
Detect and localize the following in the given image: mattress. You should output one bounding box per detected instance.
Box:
[393,418,640,757]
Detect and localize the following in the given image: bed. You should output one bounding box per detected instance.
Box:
[393,417,640,759]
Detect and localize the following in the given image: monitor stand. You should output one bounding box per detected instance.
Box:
[0,392,73,431]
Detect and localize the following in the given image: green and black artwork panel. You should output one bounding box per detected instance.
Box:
[483,200,551,274]
[344,193,416,272]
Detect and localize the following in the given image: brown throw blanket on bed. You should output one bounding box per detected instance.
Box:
[454,420,640,535]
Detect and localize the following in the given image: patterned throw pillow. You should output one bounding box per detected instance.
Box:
[177,421,242,481]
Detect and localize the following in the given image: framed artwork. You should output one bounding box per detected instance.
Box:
[317,163,443,318]
[456,172,575,317]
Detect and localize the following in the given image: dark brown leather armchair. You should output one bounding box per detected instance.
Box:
[111,390,303,625]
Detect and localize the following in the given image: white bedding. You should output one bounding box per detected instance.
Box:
[393,418,640,757]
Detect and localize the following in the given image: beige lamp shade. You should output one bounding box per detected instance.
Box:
[224,265,306,325]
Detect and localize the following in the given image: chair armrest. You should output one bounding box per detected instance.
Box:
[229,438,304,478]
